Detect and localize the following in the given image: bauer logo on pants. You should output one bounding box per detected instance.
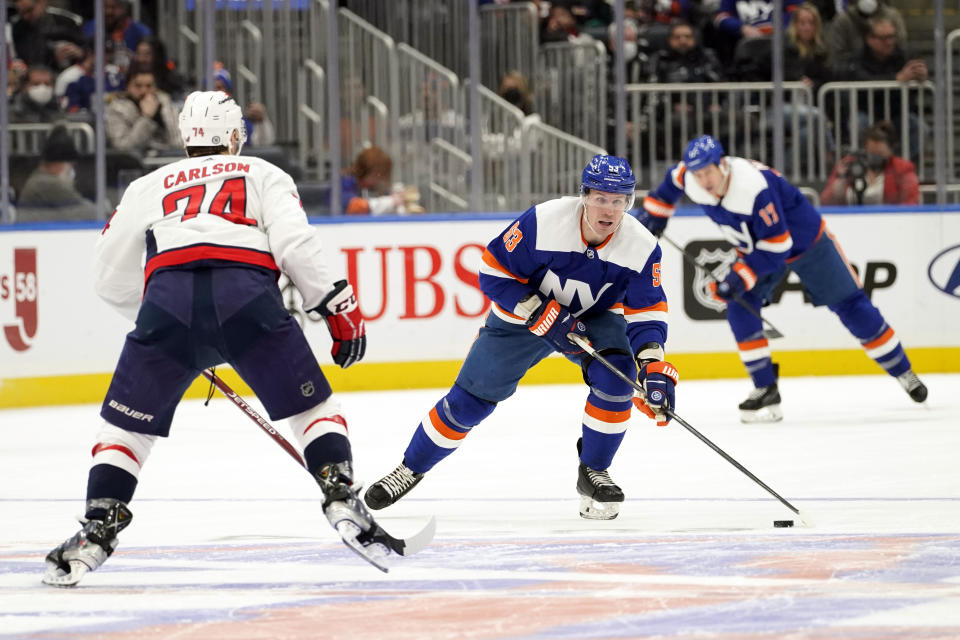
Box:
[2,248,38,352]
[928,244,960,299]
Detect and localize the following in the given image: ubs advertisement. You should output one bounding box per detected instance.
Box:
[1,211,958,382]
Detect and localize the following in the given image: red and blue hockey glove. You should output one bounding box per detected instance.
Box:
[633,361,679,426]
[708,261,757,303]
[311,280,366,368]
[527,299,589,355]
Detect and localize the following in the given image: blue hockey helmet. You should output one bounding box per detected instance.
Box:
[581,154,636,196]
[682,135,725,172]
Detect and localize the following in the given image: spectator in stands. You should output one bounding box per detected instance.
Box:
[834,16,927,160]
[648,20,724,84]
[540,5,578,43]
[57,41,126,114]
[11,0,85,71]
[605,18,644,82]
[784,3,831,91]
[10,66,62,123]
[211,65,276,147]
[82,0,152,75]
[341,146,423,215]
[826,0,906,64]
[133,36,186,103]
[15,125,97,222]
[713,0,800,71]
[105,68,180,154]
[821,120,919,206]
[498,70,535,115]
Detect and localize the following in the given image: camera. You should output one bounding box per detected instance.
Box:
[845,150,869,204]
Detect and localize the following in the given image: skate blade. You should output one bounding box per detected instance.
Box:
[578,495,620,520]
[740,405,783,423]
[42,560,89,587]
[334,521,391,573]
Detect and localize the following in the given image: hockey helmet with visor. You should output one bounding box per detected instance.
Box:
[581,154,636,211]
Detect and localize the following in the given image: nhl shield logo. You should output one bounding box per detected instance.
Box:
[300,381,315,397]
[928,244,960,299]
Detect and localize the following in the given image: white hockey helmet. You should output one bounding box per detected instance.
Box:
[178,90,247,153]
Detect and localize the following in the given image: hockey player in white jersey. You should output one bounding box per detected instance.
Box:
[639,134,927,422]
[364,155,679,520]
[42,91,410,586]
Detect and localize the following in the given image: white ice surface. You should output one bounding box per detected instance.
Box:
[2,374,959,639]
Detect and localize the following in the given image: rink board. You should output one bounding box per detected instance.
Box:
[1,209,958,407]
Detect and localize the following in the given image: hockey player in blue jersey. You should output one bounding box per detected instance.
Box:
[638,134,927,422]
[364,155,678,520]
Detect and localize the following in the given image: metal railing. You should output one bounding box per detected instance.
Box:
[945,28,960,179]
[428,137,472,212]
[625,82,816,188]
[297,60,326,183]
[539,40,608,148]
[817,80,936,181]
[6,123,96,155]
[521,117,606,206]
[479,2,539,95]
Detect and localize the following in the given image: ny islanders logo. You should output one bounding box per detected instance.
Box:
[928,244,960,299]
[2,248,38,351]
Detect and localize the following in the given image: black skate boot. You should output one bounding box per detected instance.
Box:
[576,438,624,520]
[739,363,783,423]
[363,462,424,510]
[43,498,133,587]
[897,370,928,403]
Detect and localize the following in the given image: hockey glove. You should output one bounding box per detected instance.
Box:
[527,299,589,355]
[708,261,757,303]
[311,280,366,368]
[636,209,669,238]
[633,361,679,426]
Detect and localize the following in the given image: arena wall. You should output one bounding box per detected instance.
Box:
[2,208,958,408]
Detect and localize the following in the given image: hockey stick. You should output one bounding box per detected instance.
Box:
[201,369,306,467]
[660,233,784,340]
[200,369,437,566]
[567,334,810,527]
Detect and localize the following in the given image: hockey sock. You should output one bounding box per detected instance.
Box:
[288,398,352,474]
[403,384,495,473]
[737,332,776,388]
[581,353,634,470]
[830,292,912,377]
[86,465,138,517]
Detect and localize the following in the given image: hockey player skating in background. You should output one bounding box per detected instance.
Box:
[43,91,392,586]
[364,155,679,520]
[639,134,927,423]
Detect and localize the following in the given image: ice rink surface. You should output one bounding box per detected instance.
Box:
[2,373,959,639]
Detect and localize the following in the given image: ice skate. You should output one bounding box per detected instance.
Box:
[363,461,424,510]
[739,383,783,423]
[897,370,928,403]
[42,498,132,587]
[316,461,435,571]
[576,439,624,520]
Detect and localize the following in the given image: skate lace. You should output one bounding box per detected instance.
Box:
[586,468,616,487]
[898,371,921,390]
[746,386,768,401]
[380,465,419,497]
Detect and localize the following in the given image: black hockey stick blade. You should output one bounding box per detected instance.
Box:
[337,516,437,573]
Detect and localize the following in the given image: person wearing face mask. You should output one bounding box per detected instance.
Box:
[15,125,98,222]
[10,66,62,123]
[821,120,919,206]
[497,70,534,115]
[826,0,906,63]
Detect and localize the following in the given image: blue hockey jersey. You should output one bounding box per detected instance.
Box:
[644,157,825,277]
[479,196,668,352]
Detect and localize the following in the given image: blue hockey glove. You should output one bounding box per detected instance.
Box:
[636,209,669,238]
[527,299,589,355]
[708,261,757,303]
[633,361,679,426]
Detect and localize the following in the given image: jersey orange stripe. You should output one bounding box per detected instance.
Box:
[584,402,632,423]
[493,302,525,321]
[761,230,792,244]
[481,249,529,283]
[623,301,669,314]
[428,406,468,441]
[737,338,769,350]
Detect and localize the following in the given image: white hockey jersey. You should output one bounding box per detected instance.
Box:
[95,154,339,321]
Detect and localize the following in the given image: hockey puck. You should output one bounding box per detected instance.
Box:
[773,520,794,528]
